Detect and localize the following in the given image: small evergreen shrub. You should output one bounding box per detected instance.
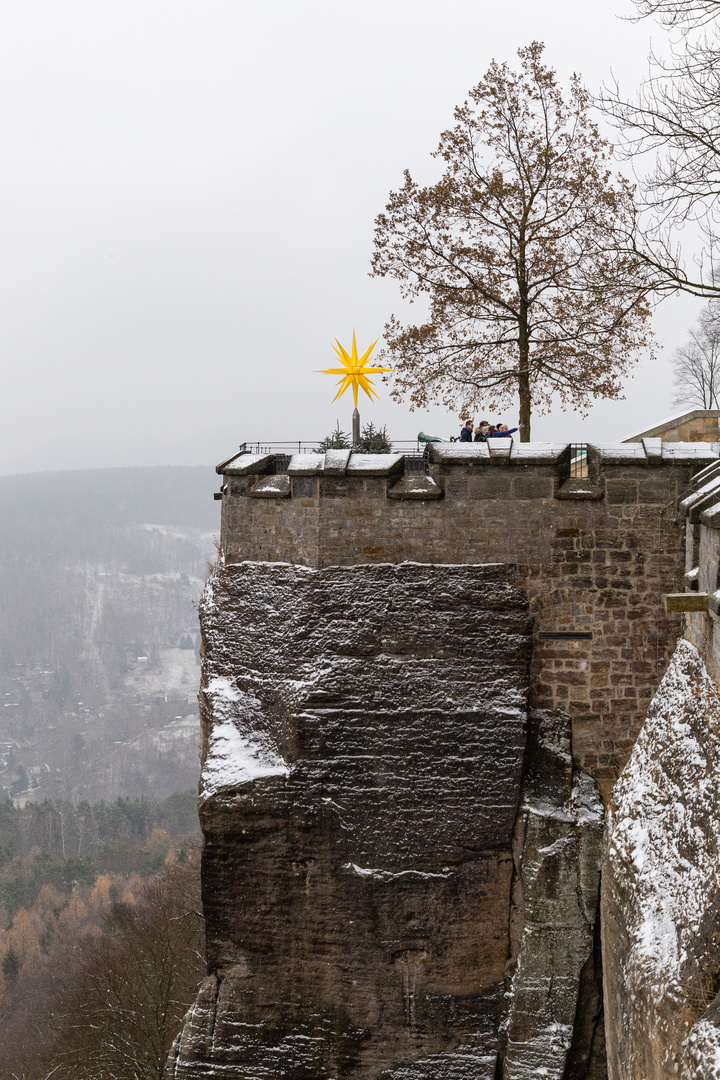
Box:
[316,422,392,454]
[357,422,392,454]
[316,423,351,452]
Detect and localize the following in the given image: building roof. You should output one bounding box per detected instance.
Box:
[622,409,720,442]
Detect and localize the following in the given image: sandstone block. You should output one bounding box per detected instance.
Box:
[172,562,532,1080]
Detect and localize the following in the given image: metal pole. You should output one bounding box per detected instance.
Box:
[352,408,360,448]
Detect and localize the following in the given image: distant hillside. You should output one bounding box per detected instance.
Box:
[0,464,219,536]
[0,466,220,803]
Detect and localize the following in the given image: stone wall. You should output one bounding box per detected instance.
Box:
[215,441,714,797]
[668,416,719,442]
[169,439,720,1080]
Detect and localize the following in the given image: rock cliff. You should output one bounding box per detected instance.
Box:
[503,710,605,1079]
[602,638,720,1080]
[165,561,604,1079]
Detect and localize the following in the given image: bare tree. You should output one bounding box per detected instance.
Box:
[672,304,720,406]
[601,0,720,295]
[631,0,720,29]
[370,43,654,439]
[44,855,204,1080]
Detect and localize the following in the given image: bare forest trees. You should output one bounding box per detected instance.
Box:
[602,0,720,295]
[631,0,720,24]
[371,43,654,439]
[33,855,203,1080]
[672,304,720,406]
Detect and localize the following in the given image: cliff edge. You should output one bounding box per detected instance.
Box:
[602,639,720,1080]
[165,560,604,1079]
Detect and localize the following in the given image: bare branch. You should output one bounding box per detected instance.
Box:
[601,3,720,296]
[671,302,720,406]
[371,43,654,438]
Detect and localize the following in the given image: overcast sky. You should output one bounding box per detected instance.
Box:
[0,0,705,474]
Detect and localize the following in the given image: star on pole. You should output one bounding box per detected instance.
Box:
[316,331,392,406]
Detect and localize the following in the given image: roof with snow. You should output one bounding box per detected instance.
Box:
[623,409,720,443]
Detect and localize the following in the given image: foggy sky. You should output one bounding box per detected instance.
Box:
[0,0,704,474]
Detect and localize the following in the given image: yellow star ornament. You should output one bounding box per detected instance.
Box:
[316,331,392,406]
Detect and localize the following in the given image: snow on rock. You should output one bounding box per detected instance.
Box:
[170,559,532,1080]
[346,452,404,474]
[602,638,720,1080]
[684,1007,720,1078]
[343,863,453,881]
[200,676,289,801]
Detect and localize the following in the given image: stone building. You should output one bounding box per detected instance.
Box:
[166,439,718,1080]
[623,408,720,444]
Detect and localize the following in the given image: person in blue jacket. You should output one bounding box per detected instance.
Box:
[475,421,523,440]
[459,420,474,442]
[491,423,523,438]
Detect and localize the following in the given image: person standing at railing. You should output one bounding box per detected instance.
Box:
[475,421,523,441]
[459,420,475,442]
[490,423,523,438]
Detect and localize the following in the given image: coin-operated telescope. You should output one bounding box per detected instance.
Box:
[417,431,449,443]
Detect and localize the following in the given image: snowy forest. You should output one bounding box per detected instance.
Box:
[0,465,218,804]
[0,465,217,1078]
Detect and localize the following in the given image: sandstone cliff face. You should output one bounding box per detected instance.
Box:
[602,639,720,1080]
[166,561,605,1080]
[503,711,605,1080]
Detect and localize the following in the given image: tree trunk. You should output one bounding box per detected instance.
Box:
[517,292,531,442]
[518,364,531,441]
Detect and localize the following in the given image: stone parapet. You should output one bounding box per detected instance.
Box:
[214,441,715,796]
[217,440,716,490]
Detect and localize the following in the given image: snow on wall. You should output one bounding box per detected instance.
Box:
[602,638,720,1080]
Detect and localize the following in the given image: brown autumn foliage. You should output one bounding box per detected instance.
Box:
[0,871,144,1079]
[371,42,655,439]
[0,851,203,1080]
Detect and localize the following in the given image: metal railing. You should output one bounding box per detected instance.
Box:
[570,444,589,478]
[237,439,425,456]
[238,441,326,456]
[404,451,427,473]
[270,454,291,474]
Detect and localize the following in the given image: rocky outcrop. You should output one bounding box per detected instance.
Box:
[167,561,532,1080]
[502,711,605,1080]
[602,638,720,1080]
[166,561,607,1079]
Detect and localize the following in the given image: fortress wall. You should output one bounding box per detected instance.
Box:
[217,451,704,797]
[599,458,720,1079]
[167,444,717,1080]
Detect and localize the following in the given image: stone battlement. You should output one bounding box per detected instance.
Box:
[215,439,717,795]
[217,438,715,492]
